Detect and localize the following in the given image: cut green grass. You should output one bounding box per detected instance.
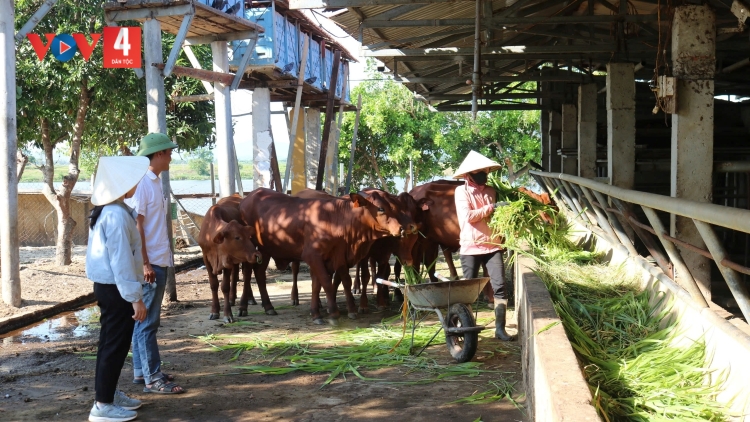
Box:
[535,253,732,421]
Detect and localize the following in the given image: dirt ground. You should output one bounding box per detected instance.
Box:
[0,248,525,422]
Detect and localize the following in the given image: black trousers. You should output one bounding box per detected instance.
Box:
[94,283,136,403]
[460,250,507,301]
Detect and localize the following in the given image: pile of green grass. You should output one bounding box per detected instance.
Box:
[487,174,596,264]
[536,259,731,421]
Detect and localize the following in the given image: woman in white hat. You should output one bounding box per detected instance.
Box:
[86,156,150,422]
[453,150,515,341]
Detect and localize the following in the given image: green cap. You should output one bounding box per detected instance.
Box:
[137,133,179,156]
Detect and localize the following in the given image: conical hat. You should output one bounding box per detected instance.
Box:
[91,156,150,206]
[452,150,502,179]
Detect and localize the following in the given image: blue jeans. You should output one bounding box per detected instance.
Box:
[132,265,167,384]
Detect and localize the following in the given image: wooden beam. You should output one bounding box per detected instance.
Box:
[289,0,470,8]
[365,44,623,57]
[184,30,260,46]
[362,14,660,27]
[105,3,193,22]
[437,103,544,111]
[316,50,341,191]
[153,64,299,89]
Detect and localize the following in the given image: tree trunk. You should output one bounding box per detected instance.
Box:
[40,81,89,266]
[16,150,28,181]
[367,152,388,193]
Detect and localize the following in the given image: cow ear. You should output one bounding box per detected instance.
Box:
[418,198,433,211]
[350,192,370,208]
[213,231,226,244]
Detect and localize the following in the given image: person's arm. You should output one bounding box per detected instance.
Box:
[456,188,494,223]
[102,212,146,321]
[135,214,155,283]
[130,183,156,283]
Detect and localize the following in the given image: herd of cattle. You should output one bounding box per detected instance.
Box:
[197,180,551,325]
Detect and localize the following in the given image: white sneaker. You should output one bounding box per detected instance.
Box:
[88,401,138,422]
[113,390,142,410]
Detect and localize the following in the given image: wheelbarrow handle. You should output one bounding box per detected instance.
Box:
[376,278,404,288]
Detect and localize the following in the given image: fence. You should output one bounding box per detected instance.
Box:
[16,190,221,250]
[530,170,750,322]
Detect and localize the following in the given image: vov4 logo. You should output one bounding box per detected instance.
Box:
[27,27,141,68]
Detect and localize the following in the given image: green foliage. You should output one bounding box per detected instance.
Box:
[14,0,213,156]
[187,147,214,177]
[338,62,542,191]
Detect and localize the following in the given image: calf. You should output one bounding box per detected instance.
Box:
[198,195,263,323]
[240,188,417,324]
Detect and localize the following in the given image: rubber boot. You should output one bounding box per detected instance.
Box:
[494,299,516,341]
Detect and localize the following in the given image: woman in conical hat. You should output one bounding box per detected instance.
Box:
[86,156,149,422]
[453,150,515,341]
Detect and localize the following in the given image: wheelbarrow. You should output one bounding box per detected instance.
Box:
[376,277,490,363]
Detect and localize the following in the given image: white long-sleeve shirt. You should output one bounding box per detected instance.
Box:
[86,202,144,303]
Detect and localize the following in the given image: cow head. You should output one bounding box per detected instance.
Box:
[212,220,263,270]
[392,192,435,267]
[350,190,414,238]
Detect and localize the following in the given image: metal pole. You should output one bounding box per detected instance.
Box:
[409,159,414,191]
[14,0,59,42]
[283,34,309,194]
[471,0,481,118]
[345,94,362,193]
[610,197,673,281]
[579,185,621,246]
[1,0,21,307]
[210,163,216,206]
[590,189,639,256]
[144,18,177,302]
[693,220,750,321]
[641,206,708,307]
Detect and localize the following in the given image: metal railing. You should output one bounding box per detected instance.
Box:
[530,170,750,322]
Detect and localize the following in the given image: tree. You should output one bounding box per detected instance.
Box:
[188,147,213,177]
[338,63,541,191]
[15,0,214,265]
[338,67,446,193]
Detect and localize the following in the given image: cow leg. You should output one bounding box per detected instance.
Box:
[358,259,371,313]
[352,264,361,295]
[221,267,234,323]
[306,257,338,325]
[375,257,392,310]
[336,269,358,320]
[206,260,222,320]
[393,260,402,283]
[291,261,300,306]
[230,264,239,306]
[443,248,459,280]
[424,242,440,283]
[238,263,256,317]
[252,259,277,315]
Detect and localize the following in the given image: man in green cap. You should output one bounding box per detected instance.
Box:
[125,132,185,394]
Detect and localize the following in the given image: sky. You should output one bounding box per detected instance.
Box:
[231,10,367,162]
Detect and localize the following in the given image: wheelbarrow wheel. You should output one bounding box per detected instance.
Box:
[445,303,478,363]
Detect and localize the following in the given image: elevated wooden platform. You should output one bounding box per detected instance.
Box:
[104,0,264,39]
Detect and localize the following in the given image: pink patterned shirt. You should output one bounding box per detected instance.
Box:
[455,179,501,255]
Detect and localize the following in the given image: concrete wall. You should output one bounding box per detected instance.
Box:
[516,256,601,422]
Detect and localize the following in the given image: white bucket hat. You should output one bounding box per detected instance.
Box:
[91,156,150,206]
[452,150,502,179]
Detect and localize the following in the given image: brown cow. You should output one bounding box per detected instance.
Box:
[291,189,426,312]
[352,191,431,312]
[240,188,417,324]
[198,195,263,323]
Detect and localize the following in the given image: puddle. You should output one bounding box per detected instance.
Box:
[1,306,100,344]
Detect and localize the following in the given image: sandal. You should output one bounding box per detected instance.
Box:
[143,378,185,394]
[133,373,175,384]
